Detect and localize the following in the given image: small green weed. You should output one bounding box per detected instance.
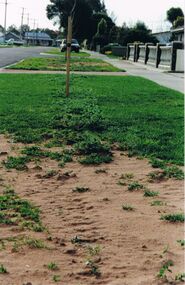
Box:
[144,189,159,197]
[128,181,144,191]
[87,245,101,256]
[157,260,174,279]
[177,240,185,246]
[52,275,61,282]
[120,173,134,180]
[95,168,107,174]
[117,181,126,186]
[72,187,90,193]
[43,170,58,178]
[161,213,184,223]
[175,273,185,281]
[0,264,8,274]
[47,262,59,271]
[85,259,101,277]
[151,200,165,206]
[147,171,166,182]
[122,204,134,211]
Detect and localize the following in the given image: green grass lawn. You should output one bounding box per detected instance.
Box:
[0,74,183,164]
[7,56,121,72]
[45,48,90,57]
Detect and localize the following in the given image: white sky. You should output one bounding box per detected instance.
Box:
[0,0,184,32]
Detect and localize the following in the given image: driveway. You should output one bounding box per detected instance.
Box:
[0,46,51,68]
[88,51,184,93]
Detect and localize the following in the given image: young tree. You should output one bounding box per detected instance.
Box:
[173,16,184,28]
[109,25,119,43]
[167,7,184,25]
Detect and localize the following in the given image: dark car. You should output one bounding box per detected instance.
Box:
[60,39,80,53]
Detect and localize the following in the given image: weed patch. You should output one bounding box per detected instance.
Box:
[128,182,144,191]
[122,204,134,211]
[143,189,159,197]
[0,264,8,274]
[72,187,90,193]
[2,156,30,171]
[161,213,184,223]
[0,189,44,231]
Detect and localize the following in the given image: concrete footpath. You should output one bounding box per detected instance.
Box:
[87,50,184,93]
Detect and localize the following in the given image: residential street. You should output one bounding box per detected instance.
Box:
[0,46,51,68]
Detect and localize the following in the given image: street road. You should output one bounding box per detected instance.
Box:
[0,46,52,68]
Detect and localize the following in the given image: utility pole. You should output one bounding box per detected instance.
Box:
[33,19,36,45]
[27,13,29,27]
[20,7,25,40]
[4,0,8,43]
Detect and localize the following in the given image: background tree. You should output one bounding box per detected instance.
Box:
[7,25,19,35]
[46,0,111,43]
[122,22,158,45]
[166,7,184,25]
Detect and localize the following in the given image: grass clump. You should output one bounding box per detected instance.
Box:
[25,237,46,249]
[175,273,185,281]
[122,204,134,211]
[52,275,61,282]
[85,259,101,277]
[47,262,59,271]
[72,187,90,193]
[151,200,165,206]
[143,189,159,197]
[128,181,144,191]
[161,213,184,223]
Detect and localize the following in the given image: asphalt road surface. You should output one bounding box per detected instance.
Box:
[0,46,52,68]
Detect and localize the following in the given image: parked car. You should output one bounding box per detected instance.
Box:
[60,39,80,53]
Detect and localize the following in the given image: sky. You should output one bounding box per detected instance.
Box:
[0,0,184,32]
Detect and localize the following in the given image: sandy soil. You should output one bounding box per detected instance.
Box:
[0,135,184,285]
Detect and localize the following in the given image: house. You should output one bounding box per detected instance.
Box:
[0,32,4,43]
[24,32,53,46]
[5,32,21,41]
[152,31,171,44]
[171,26,184,42]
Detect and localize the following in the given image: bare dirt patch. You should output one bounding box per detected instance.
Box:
[0,135,184,285]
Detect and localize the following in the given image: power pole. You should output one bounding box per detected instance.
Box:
[27,13,29,27]
[4,0,8,43]
[20,7,25,40]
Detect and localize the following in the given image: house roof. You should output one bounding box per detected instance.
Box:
[5,32,21,40]
[24,32,52,40]
[152,31,171,36]
[171,26,184,34]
